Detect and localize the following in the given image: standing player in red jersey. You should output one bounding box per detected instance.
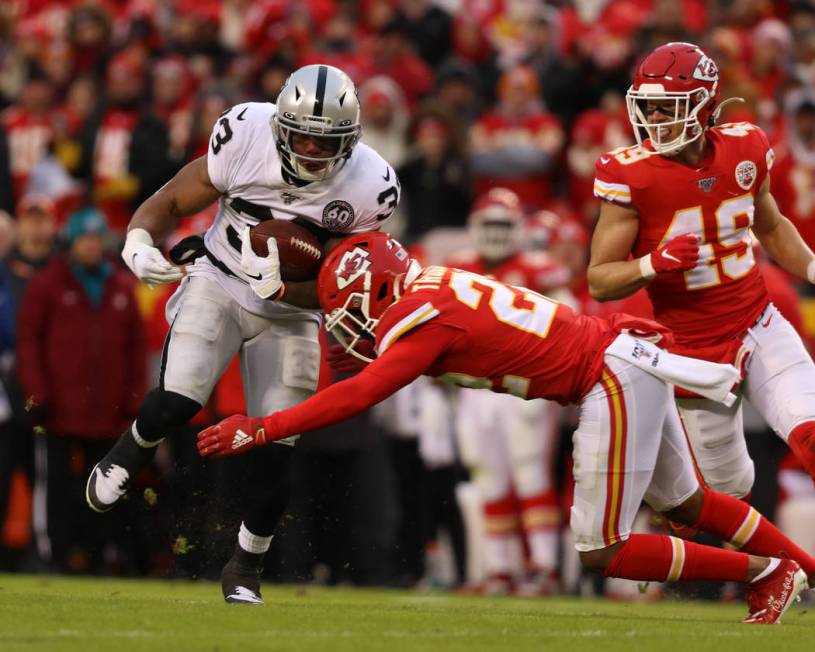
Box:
[199,232,814,624]
[447,188,572,594]
[589,42,815,500]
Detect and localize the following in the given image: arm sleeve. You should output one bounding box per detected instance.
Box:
[263,323,460,439]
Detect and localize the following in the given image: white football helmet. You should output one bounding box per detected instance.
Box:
[468,188,525,262]
[272,64,362,182]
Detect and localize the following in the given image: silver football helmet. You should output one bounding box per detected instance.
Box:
[272,64,362,182]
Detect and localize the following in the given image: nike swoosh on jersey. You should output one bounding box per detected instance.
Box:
[383,166,390,182]
[245,271,262,280]
[600,157,610,165]
[237,107,248,121]
[661,250,681,263]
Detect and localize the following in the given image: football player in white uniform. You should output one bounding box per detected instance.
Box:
[85,65,400,603]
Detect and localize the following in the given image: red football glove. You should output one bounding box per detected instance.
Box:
[649,233,700,275]
[325,340,376,374]
[197,415,267,459]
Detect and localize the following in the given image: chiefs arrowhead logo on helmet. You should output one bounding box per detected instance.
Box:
[693,56,719,82]
[336,247,371,289]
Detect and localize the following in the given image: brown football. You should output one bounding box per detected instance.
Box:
[249,220,323,282]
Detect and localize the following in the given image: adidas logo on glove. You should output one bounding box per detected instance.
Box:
[231,430,254,450]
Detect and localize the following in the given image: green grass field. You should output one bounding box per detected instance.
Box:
[0,574,811,652]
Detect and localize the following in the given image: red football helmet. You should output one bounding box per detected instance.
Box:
[318,232,421,362]
[468,188,525,262]
[626,42,719,154]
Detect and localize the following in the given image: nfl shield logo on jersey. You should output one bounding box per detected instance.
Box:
[322,200,355,231]
[735,160,757,190]
[697,176,717,193]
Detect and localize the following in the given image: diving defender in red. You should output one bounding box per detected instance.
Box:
[199,232,813,623]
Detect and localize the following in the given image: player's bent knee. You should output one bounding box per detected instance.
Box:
[661,486,705,525]
[579,542,623,574]
[136,389,203,440]
[778,395,815,440]
[706,462,754,499]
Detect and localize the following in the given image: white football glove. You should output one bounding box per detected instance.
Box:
[121,228,184,286]
[240,226,284,299]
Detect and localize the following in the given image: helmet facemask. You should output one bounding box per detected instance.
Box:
[325,270,379,363]
[470,219,523,262]
[626,84,714,155]
[273,112,361,181]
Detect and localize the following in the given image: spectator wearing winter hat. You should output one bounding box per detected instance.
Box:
[17,207,146,572]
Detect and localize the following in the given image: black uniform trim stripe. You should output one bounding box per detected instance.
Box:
[159,317,176,391]
[313,65,328,117]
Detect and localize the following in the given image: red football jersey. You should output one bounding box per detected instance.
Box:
[769,149,815,251]
[2,107,54,203]
[374,265,617,405]
[471,111,564,208]
[594,122,774,354]
[445,249,571,295]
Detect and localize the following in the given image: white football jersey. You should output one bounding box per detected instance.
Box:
[186,102,400,318]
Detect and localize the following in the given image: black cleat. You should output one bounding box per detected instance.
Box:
[222,546,265,605]
[85,429,157,513]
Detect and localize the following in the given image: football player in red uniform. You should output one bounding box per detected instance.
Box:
[447,189,572,594]
[589,42,815,500]
[199,232,814,623]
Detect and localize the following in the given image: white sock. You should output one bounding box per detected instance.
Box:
[750,557,781,583]
[131,421,164,449]
[238,522,273,555]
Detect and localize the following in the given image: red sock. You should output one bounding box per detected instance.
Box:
[693,487,815,577]
[483,494,520,536]
[603,533,749,582]
[789,422,815,480]
[519,491,560,530]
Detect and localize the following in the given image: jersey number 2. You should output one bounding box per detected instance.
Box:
[449,271,558,338]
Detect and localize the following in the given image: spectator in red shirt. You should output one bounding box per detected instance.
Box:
[0,66,57,213]
[469,65,564,210]
[77,53,171,235]
[366,17,434,109]
[770,91,815,252]
[17,208,146,572]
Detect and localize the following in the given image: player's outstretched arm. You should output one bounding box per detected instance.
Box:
[753,177,815,284]
[122,156,221,286]
[196,323,458,458]
[588,200,699,301]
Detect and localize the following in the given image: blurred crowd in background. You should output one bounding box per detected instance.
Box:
[2,0,815,599]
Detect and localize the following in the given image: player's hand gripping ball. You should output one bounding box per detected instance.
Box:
[249,221,323,282]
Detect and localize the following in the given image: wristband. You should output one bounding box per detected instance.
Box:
[272,283,286,302]
[638,254,656,280]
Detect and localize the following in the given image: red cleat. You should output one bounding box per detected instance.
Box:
[743,559,808,624]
